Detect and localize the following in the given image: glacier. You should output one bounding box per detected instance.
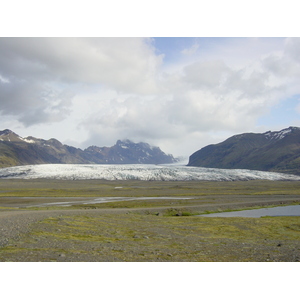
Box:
[0,164,299,181]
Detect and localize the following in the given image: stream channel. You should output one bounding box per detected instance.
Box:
[198,205,300,218]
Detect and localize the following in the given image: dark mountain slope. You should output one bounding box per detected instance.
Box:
[84,139,176,164]
[0,130,177,168]
[188,127,300,175]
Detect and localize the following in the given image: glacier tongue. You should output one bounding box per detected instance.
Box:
[0,164,299,181]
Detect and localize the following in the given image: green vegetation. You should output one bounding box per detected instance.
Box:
[1,213,300,262]
[0,145,19,168]
[0,178,299,261]
[0,178,300,198]
[0,179,299,212]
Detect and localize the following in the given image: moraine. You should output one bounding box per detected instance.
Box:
[0,164,299,181]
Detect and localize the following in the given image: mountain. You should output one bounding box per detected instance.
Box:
[0,129,178,168]
[84,139,176,164]
[188,127,300,175]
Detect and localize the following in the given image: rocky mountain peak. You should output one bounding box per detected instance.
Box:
[0,129,14,135]
[0,129,22,142]
[0,129,178,167]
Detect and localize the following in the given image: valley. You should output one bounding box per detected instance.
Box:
[0,179,300,262]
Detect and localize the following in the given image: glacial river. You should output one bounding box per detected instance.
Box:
[198,205,300,218]
[25,196,193,208]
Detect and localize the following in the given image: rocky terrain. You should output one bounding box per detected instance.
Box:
[0,202,299,262]
[0,179,299,262]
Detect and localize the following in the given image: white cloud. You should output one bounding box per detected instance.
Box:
[1,37,300,158]
[0,38,163,93]
[183,60,230,89]
[181,42,199,56]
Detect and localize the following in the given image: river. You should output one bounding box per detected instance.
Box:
[198,205,300,218]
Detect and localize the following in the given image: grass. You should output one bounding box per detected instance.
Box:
[0,179,300,211]
[0,178,300,198]
[1,213,300,262]
[0,178,300,261]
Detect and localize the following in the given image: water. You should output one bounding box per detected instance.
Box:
[26,196,193,208]
[198,205,300,218]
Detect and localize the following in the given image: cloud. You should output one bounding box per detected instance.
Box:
[181,42,199,56]
[1,37,300,157]
[67,37,300,151]
[0,38,163,127]
[0,38,163,93]
[183,60,230,89]
[284,37,300,62]
[0,77,73,126]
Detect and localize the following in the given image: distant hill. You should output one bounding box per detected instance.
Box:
[84,139,177,164]
[0,129,178,168]
[188,127,300,175]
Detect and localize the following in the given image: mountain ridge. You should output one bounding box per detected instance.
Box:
[188,126,300,175]
[0,129,178,168]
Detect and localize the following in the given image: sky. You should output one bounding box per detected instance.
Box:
[1,36,300,159]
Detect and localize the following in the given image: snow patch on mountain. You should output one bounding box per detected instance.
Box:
[0,164,299,181]
[264,126,299,140]
[19,137,36,143]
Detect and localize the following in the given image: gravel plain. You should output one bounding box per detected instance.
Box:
[0,179,300,262]
[0,198,300,262]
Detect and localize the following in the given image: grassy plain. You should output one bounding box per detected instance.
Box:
[1,178,300,198]
[0,179,300,261]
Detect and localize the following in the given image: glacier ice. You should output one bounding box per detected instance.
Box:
[0,164,299,181]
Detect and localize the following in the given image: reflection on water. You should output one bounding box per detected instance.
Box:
[198,205,300,218]
[27,196,193,208]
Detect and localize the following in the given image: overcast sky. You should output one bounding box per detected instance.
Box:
[1,36,300,158]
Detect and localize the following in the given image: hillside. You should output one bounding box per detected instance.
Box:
[0,129,177,168]
[188,127,300,175]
